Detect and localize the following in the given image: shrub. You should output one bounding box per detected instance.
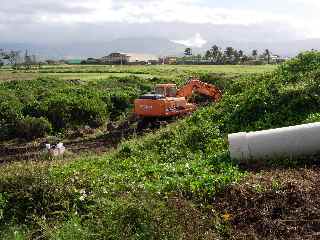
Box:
[277,51,320,83]
[0,76,155,140]
[0,91,23,123]
[15,116,52,140]
[109,93,132,119]
[39,93,108,130]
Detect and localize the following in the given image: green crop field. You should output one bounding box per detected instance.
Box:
[0,64,276,82]
[0,59,320,239]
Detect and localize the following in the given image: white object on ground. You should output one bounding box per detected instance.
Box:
[228,122,320,162]
[46,142,65,157]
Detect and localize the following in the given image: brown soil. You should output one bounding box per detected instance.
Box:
[0,121,146,163]
[214,167,320,239]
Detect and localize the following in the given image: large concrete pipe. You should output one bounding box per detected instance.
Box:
[228,122,320,162]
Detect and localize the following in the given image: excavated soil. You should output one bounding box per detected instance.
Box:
[214,167,320,239]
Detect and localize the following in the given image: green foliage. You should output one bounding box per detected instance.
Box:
[0,193,8,221]
[278,51,320,82]
[0,90,23,122]
[0,226,26,240]
[2,52,320,238]
[15,116,52,140]
[0,76,153,140]
[39,92,108,129]
[51,217,89,240]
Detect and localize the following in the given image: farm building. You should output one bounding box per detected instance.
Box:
[161,56,177,64]
[100,53,130,64]
[126,53,159,64]
[66,59,82,65]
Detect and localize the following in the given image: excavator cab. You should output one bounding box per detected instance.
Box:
[154,84,177,97]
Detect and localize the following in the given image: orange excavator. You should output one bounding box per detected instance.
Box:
[134,78,222,129]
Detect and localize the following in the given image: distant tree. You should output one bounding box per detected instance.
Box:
[24,50,32,70]
[210,45,221,63]
[252,50,258,60]
[0,60,3,68]
[184,48,192,56]
[264,49,271,64]
[233,50,240,64]
[205,50,211,60]
[238,50,244,58]
[225,47,234,57]
[238,50,244,63]
[241,55,250,62]
[196,54,202,63]
[224,47,235,64]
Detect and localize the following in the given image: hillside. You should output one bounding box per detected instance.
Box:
[1,54,320,238]
[0,38,188,59]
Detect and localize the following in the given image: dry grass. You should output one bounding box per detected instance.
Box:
[0,71,38,81]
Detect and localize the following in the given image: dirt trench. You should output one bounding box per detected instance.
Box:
[0,123,140,163]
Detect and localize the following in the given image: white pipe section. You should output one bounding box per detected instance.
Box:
[228,122,320,162]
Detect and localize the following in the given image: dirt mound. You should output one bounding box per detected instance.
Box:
[214,168,320,239]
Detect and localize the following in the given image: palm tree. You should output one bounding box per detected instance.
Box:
[238,50,244,63]
[252,50,258,60]
[238,50,244,58]
[264,49,271,64]
[196,54,202,64]
[233,50,240,64]
[184,48,192,56]
[205,50,211,60]
[210,45,221,63]
[224,47,235,64]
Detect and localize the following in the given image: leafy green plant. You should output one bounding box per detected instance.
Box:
[0,192,8,221]
[15,116,52,140]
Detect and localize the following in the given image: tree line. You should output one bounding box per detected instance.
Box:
[182,46,277,65]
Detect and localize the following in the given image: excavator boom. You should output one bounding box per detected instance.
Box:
[177,79,222,102]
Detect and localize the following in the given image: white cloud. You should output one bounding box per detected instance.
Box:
[0,0,292,26]
[172,33,207,48]
[22,0,313,38]
[38,0,289,26]
[0,0,319,42]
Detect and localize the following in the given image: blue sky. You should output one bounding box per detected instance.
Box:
[0,0,319,45]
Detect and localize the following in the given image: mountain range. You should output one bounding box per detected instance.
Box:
[1,38,320,60]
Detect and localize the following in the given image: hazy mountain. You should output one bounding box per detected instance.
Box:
[0,38,188,60]
[1,38,320,60]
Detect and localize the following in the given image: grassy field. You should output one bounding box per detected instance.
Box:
[0,64,276,82]
[1,60,320,239]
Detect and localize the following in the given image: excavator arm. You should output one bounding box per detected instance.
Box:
[176,79,222,102]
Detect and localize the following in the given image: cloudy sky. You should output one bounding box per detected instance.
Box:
[1,0,319,46]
